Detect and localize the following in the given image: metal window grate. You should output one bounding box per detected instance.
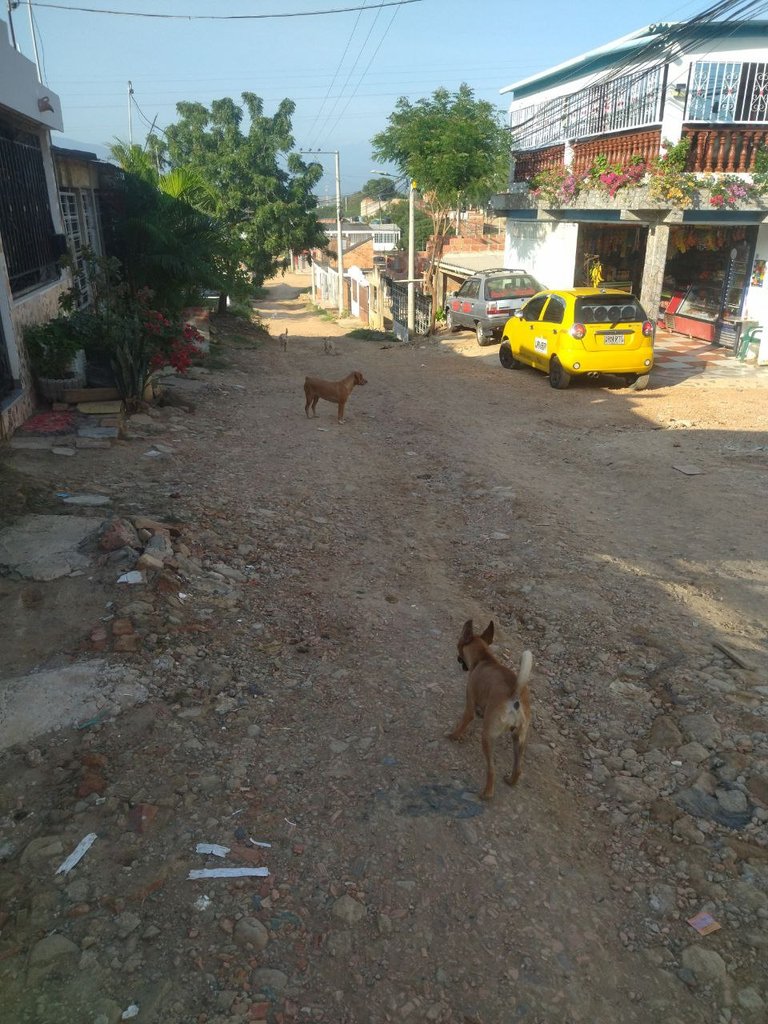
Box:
[0,118,60,295]
[687,61,768,123]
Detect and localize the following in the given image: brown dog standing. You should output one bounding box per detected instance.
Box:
[303,370,367,424]
[447,619,532,800]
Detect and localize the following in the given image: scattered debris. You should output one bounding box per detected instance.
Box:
[121,1005,140,1020]
[687,911,722,936]
[672,464,704,476]
[117,571,146,585]
[187,867,269,880]
[195,843,230,857]
[56,833,97,875]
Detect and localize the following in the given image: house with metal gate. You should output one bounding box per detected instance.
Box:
[492,21,768,356]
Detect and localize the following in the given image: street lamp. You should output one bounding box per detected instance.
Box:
[371,171,417,337]
[301,149,344,316]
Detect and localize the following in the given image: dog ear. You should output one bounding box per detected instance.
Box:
[459,619,474,646]
[480,621,494,645]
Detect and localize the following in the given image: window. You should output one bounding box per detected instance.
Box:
[522,294,548,321]
[484,274,541,299]
[541,295,565,324]
[687,61,768,123]
[458,279,480,299]
[59,188,103,308]
[0,117,61,296]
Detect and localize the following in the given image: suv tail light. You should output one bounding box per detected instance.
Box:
[570,322,587,339]
[642,320,654,337]
[487,305,503,315]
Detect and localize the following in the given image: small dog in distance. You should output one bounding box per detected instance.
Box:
[280,328,288,352]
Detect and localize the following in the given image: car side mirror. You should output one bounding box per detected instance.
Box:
[513,309,524,318]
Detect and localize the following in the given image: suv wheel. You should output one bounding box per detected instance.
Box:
[499,342,520,369]
[549,355,571,390]
[446,310,460,333]
[475,322,490,346]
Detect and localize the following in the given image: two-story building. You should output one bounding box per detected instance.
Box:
[493,21,768,350]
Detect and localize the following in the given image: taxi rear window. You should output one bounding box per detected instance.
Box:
[484,275,539,300]
[575,297,645,323]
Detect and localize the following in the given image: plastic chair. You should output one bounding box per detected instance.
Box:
[737,324,762,362]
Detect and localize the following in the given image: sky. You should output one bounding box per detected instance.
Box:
[8,0,715,200]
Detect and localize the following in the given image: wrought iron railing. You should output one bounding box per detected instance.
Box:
[384,276,431,335]
[511,67,663,151]
[686,61,768,123]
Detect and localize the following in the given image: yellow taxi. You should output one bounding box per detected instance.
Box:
[498,287,654,390]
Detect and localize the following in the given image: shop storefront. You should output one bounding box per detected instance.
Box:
[661,226,757,347]
[575,225,648,294]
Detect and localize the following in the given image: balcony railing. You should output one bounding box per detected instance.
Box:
[513,145,565,182]
[572,129,662,178]
[683,126,768,172]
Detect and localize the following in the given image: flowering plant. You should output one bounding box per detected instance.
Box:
[531,167,580,206]
[701,174,753,208]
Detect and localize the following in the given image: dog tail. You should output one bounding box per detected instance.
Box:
[517,650,533,687]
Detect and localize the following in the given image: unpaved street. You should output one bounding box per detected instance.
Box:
[1,274,768,1024]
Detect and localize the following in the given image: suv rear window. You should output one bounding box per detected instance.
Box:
[575,296,646,324]
[483,275,539,300]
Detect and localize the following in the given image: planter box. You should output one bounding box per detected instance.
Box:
[36,371,86,403]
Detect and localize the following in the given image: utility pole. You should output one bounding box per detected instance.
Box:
[408,180,416,337]
[300,149,344,315]
[128,81,134,146]
[26,1,42,80]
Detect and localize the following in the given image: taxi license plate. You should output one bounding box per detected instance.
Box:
[603,333,625,345]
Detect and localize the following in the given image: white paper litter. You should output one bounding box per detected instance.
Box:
[249,839,272,848]
[187,867,269,880]
[121,1005,140,1020]
[117,570,145,585]
[194,895,212,911]
[195,843,230,857]
[56,832,97,875]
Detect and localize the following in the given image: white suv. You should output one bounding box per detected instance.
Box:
[444,268,543,345]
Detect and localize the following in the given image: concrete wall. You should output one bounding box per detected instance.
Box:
[504,220,579,289]
[0,18,62,132]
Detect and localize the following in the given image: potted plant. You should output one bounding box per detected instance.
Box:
[24,316,86,401]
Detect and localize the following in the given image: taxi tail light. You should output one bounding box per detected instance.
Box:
[642,320,654,337]
[570,322,587,339]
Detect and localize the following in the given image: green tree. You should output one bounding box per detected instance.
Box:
[109,140,226,309]
[361,176,400,202]
[163,93,327,307]
[372,84,508,322]
[381,199,433,252]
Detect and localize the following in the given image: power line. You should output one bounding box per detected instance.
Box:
[28,0,422,19]
[304,0,370,149]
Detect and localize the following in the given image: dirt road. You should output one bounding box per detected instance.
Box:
[1,273,767,1024]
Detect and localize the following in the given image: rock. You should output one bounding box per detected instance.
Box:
[20,835,64,865]
[676,786,752,829]
[29,933,79,966]
[607,777,653,806]
[648,715,683,749]
[331,894,366,925]
[251,968,288,993]
[98,517,141,552]
[747,775,768,807]
[681,945,728,990]
[737,987,766,1015]
[716,788,748,814]
[233,917,269,950]
[648,883,677,915]
[145,532,175,563]
[116,911,142,938]
[680,713,722,748]
[677,741,709,764]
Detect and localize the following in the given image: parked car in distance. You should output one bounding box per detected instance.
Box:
[498,287,654,390]
[445,268,543,345]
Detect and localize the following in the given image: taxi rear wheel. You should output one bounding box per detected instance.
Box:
[549,355,571,390]
[626,373,650,391]
[499,342,520,369]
